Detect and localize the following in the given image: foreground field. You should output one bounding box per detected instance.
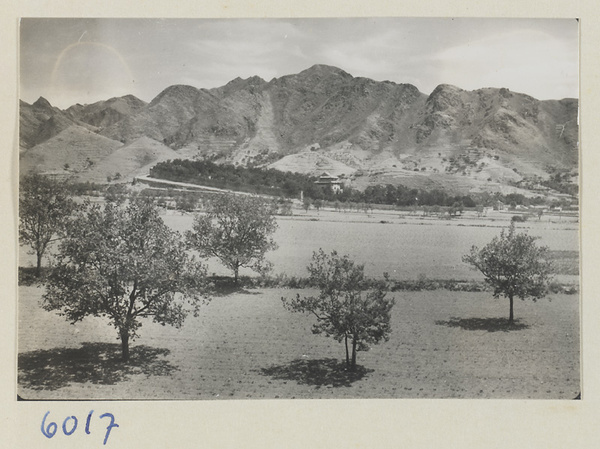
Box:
[18,285,580,400]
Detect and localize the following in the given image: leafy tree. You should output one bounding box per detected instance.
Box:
[462,223,554,323]
[282,249,395,370]
[19,173,76,277]
[187,194,278,283]
[313,198,323,213]
[450,201,463,216]
[537,209,544,220]
[303,196,312,213]
[274,197,293,216]
[280,199,293,216]
[105,183,128,204]
[43,198,208,361]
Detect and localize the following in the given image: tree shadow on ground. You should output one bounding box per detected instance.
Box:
[260,358,372,388]
[18,342,178,391]
[208,277,263,297]
[435,317,530,332]
[210,284,263,297]
[18,266,49,286]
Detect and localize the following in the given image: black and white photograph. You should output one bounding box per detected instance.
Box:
[17,17,580,402]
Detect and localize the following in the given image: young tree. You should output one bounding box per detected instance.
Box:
[302,196,312,213]
[462,223,554,323]
[313,198,323,213]
[282,249,395,370]
[537,209,544,221]
[273,197,292,216]
[279,198,293,216]
[187,194,278,283]
[19,173,76,277]
[43,198,208,362]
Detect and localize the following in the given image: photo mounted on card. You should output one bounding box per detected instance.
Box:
[17,17,580,401]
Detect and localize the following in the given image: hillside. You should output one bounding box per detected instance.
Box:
[19,64,579,195]
[66,95,147,129]
[19,97,84,150]
[20,125,123,175]
[76,136,180,183]
[268,149,357,177]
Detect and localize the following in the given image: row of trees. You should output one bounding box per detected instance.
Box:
[20,173,556,368]
[149,159,327,199]
[150,158,568,209]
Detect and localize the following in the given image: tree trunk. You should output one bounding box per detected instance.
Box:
[234,266,239,284]
[351,339,357,371]
[508,294,514,324]
[344,335,350,368]
[36,251,43,277]
[120,329,130,362]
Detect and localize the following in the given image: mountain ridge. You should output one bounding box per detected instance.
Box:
[19,64,578,195]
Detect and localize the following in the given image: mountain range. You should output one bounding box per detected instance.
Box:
[19,64,579,195]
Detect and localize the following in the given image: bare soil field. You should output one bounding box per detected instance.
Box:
[17,206,580,400]
[18,285,580,400]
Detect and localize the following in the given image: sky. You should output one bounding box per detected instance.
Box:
[19,18,579,109]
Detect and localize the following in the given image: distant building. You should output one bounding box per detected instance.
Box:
[315,172,343,193]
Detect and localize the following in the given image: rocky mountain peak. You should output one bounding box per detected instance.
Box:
[426,84,468,111]
[32,96,53,110]
[219,75,267,96]
[149,84,201,107]
[300,64,353,78]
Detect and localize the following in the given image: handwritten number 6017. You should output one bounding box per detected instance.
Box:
[41,411,119,445]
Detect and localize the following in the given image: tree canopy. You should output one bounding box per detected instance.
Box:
[462,222,554,323]
[149,159,488,206]
[282,249,395,370]
[186,194,278,283]
[43,198,208,361]
[19,173,76,276]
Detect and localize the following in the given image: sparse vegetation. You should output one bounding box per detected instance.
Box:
[18,192,579,399]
